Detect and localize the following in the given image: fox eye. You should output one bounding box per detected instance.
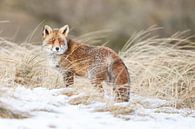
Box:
[59,40,64,44]
[49,38,54,42]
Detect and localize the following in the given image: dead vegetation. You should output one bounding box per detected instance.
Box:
[0,101,29,119]
[0,27,194,119]
[95,104,134,117]
[121,27,195,109]
[0,38,64,88]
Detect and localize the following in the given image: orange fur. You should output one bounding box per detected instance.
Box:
[42,25,130,102]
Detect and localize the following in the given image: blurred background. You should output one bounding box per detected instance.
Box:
[0,0,195,50]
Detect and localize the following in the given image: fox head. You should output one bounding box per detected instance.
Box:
[42,25,69,55]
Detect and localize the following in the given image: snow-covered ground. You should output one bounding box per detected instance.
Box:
[0,86,194,129]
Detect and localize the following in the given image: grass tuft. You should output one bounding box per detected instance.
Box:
[0,102,29,119]
[120,27,195,109]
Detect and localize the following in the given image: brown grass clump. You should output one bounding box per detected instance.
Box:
[0,89,28,118]
[14,52,64,89]
[0,102,29,119]
[68,95,93,105]
[0,38,64,88]
[67,78,105,105]
[95,104,134,117]
[61,88,79,97]
[120,26,195,109]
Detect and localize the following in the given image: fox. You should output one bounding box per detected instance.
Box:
[42,25,130,102]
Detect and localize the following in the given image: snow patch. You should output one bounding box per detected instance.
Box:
[0,86,194,129]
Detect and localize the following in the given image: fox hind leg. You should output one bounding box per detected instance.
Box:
[108,59,130,102]
[113,84,130,102]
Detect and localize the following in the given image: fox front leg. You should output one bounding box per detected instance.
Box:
[88,71,106,92]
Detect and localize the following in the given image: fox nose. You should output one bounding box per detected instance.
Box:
[55,47,59,51]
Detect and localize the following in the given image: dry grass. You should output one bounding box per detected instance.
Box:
[0,38,64,88]
[0,101,29,119]
[67,79,105,105]
[120,26,195,109]
[0,26,194,119]
[95,104,134,117]
[0,88,29,118]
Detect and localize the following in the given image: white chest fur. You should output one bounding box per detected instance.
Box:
[47,54,61,68]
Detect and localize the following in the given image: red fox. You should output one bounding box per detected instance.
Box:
[42,25,130,102]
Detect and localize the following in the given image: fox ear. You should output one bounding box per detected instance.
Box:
[59,25,69,36]
[43,25,52,37]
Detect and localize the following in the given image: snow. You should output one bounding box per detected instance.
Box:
[0,86,194,129]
